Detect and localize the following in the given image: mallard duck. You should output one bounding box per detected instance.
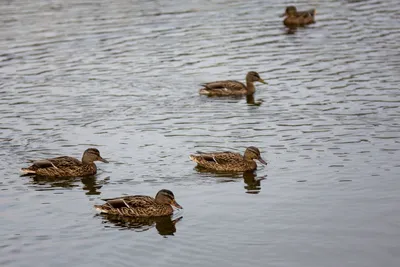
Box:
[21,148,108,177]
[94,189,182,217]
[281,6,316,28]
[189,146,267,172]
[199,71,267,96]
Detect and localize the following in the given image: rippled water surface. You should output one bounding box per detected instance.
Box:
[1,0,400,266]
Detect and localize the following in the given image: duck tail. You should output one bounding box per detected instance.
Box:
[199,88,211,95]
[94,205,110,214]
[189,155,200,163]
[20,168,36,175]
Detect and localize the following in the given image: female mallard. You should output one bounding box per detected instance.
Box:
[199,71,267,96]
[94,189,182,217]
[21,148,108,177]
[281,6,316,28]
[189,146,267,172]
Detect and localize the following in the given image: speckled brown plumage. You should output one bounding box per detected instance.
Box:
[94,189,182,217]
[20,148,108,178]
[189,146,268,172]
[199,71,267,96]
[282,6,316,28]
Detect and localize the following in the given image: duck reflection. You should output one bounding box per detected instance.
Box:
[98,214,182,236]
[243,171,266,194]
[204,95,263,106]
[194,165,242,178]
[29,175,108,195]
[246,95,263,106]
[30,175,80,189]
[194,167,266,194]
[81,175,109,195]
[285,27,298,34]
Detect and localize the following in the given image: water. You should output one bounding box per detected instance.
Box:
[1,0,400,266]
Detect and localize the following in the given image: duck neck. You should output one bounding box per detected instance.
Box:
[245,79,255,95]
[243,155,257,169]
[81,156,94,165]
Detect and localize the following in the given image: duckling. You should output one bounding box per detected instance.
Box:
[21,148,108,177]
[190,146,267,172]
[94,189,182,217]
[199,71,267,96]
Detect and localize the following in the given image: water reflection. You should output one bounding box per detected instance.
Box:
[243,171,266,194]
[201,94,264,106]
[28,175,109,195]
[285,27,298,34]
[98,214,182,236]
[30,176,80,190]
[194,167,266,194]
[194,166,242,177]
[202,94,242,102]
[246,95,263,106]
[81,176,109,195]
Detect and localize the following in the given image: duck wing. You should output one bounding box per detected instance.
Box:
[297,9,316,17]
[202,80,246,91]
[102,195,156,209]
[29,156,82,169]
[192,151,243,164]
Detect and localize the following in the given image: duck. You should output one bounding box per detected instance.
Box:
[94,189,182,217]
[281,6,316,28]
[189,146,267,172]
[199,71,267,96]
[20,148,108,178]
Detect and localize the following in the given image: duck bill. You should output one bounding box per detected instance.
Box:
[171,199,183,209]
[258,157,268,165]
[279,13,286,17]
[99,157,109,163]
[259,79,268,84]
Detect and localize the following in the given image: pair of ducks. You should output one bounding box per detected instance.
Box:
[21,146,267,217]
[198,6,316,96]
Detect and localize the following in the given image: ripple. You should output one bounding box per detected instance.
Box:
[1,0,400,266]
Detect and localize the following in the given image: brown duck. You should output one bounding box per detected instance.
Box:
[281,6,316,28]
[189,146,267,172]
[199,71,267,96]
[94,189,182,217]
[20,148,108,177]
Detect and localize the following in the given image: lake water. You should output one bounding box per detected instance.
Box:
[1,0,399,266]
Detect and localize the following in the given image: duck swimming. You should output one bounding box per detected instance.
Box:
[20,148,108,177]
[190,146,267,172]
[94,189,182,217]
[199,71,267,96]
[281,6,316,28]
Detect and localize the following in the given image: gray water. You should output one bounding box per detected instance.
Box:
[1,0,400,266]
